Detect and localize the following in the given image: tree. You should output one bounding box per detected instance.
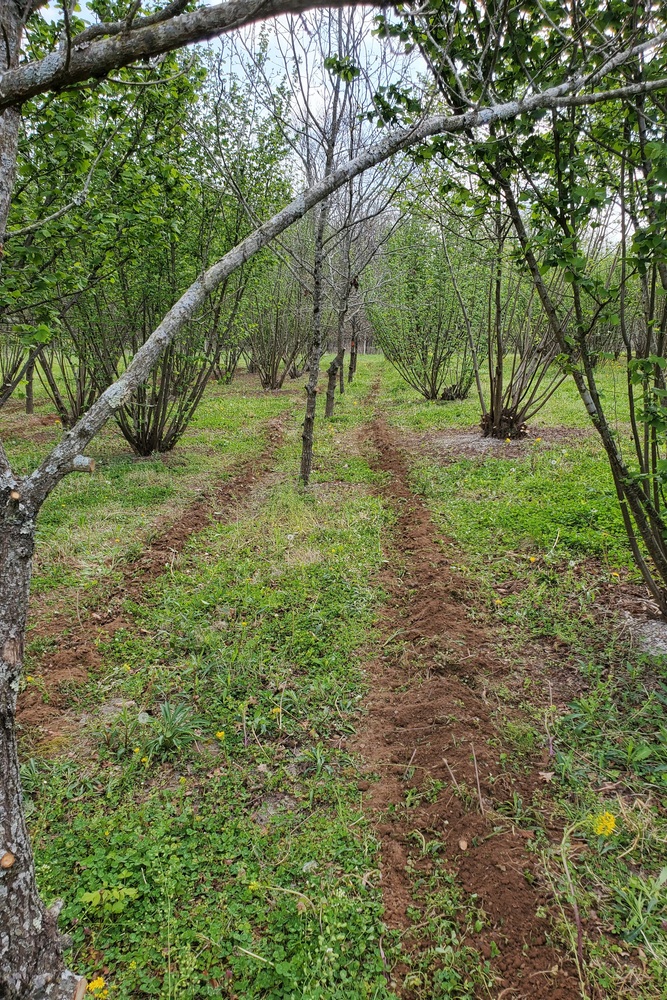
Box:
[369,220,475,401]
[235,8,410,475]
[437,193,567,438]
[2,0,667,991]
[384,0,667,600]
[243,262,310,389]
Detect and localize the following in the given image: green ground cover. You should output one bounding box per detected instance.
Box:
[19,365,404,999]
[379,357,667,996]
[13,356,667,998]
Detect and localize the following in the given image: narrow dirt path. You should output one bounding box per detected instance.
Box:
[355,417,580,999]
[19,416,286,736]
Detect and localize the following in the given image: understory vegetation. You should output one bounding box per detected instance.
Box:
[3,356,665,998]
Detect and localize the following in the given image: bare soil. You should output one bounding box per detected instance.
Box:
[18,417,285,738]
[354,417,582,999]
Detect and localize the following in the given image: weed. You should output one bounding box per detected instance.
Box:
[145,702,199,758]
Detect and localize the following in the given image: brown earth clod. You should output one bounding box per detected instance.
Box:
[355,417,582,999]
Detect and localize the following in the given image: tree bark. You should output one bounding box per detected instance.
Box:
[0,498,85,999]
[24,353,35,415]
[325,350,344,418]
[0,105,21,246]
[0,0,383,110]
[0,348,46,411]
[300,202,328,484]
[348,319,357,383]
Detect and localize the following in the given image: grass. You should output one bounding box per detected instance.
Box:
[20,361,488,999]
[13,353,667,998]
[19,368,399,998]
[6,378,305,633]
[378,355,634,431]
[378,355,667,997]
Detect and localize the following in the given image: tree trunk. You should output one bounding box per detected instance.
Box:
[0,501,85,999]
[325,351,344,418]
[24,353,35,415]
[0,348,45,411]
[497,165,667,608]
[338,347,345,395]
[0,8,85,989]
[300,201,328,484]
[0,105,21,247]
[348,326,357,383]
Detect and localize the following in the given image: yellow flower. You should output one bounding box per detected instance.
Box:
[216,730,225,740]
[141,756,148,764]
[133,747,140,753]
[593,811,617,837]
[129,960,137,970]
[88,978,108,998]
[271,706,281,715]
[495,598,502,605]
[611,572,620,579]
[505,438,511,443]
[529,557,536,563]
[535,437,542,442]
[26,675,34,682]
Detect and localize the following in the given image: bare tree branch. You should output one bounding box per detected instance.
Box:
[0,0,383,108]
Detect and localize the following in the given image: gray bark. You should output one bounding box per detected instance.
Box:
[325,350,343,418]
[348,315,357,383]
[0,497,85,999]
[300,201,328,484]
[0,0,381,109]
[0,17,664,111]
[24,353,34,415]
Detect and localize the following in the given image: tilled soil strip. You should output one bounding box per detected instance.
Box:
[355,418,580,999]
[19,416,285,736]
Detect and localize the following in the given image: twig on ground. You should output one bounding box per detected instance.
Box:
[471,742,485,816]
[442,756,460,793]
[403,748,417,780]
[560,834,589,997]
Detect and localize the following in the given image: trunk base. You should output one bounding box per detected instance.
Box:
[30,971,86,1000]
[480,410,528,439]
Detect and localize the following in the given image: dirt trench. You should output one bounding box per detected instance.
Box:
[355,417,581,999]
[18,416,286,737]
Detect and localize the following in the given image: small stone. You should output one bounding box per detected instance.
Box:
[458,839,468,851]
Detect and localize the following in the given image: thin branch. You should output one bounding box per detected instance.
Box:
[0,0,381,108]
[124,0,143,32]
[73,0,191,44]
[104,57,195,86]
[62,0,73,72]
